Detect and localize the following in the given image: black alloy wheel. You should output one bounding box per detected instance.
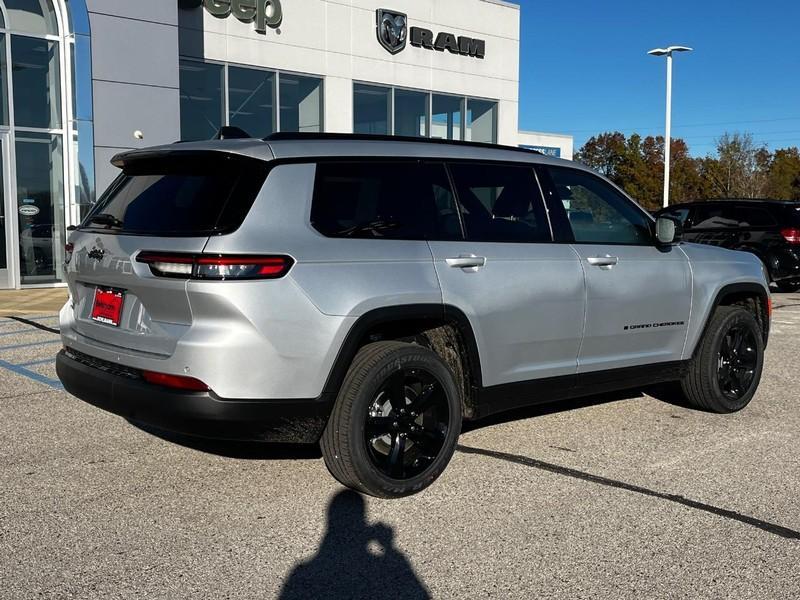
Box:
[717,325,758,401]
[365,368,449,480]
[680,305,764,413]
[321,341,462,498]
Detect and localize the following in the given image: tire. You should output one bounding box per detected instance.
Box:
[776,280,800,293]
[680,306,764,413]
[320,341,462,498]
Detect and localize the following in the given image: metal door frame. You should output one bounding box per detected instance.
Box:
[0,130,18,289]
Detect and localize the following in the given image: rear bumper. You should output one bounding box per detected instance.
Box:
[56,350,334,443]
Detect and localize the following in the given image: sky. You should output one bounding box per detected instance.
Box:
[516,0,800,157]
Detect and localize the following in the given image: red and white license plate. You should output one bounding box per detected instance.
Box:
[91,287,125,327]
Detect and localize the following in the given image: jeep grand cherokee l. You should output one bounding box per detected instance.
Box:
[57,133,771,498]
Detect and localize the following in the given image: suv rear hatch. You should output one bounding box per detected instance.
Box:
[65,149,270,357]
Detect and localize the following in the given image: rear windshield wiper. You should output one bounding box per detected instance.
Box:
[87,213,124,228]
[339,220,401,237]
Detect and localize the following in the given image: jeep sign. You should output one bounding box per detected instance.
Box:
[178,0,283,33]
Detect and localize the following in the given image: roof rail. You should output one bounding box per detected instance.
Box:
[263,132,542,155]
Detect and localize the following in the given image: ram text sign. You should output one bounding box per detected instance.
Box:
[376,8,486,59]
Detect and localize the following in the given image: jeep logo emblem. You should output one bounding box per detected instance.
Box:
[376,9,407,55]
[178,0,283,33]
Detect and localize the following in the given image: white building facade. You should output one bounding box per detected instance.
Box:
[0,0,571,289]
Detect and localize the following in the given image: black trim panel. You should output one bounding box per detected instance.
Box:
[57,351,334,443]
[476,361,689,419]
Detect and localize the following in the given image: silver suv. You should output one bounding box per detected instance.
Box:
[57,133,771,498]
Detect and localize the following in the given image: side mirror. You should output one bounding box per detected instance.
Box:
[655,216,683,245]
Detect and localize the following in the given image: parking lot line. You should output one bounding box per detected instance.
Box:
[0,357,63,390]
[17,357,57,368]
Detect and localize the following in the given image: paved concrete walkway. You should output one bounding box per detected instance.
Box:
[0,288,68,316]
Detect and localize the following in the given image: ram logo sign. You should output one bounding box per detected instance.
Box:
[376,9,486,59]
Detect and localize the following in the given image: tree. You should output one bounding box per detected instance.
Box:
[765,147,800,200]
[700,133,769,199]
[574,132,627,179]
[576,131,800,207]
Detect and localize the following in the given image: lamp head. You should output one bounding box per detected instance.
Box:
[648,46,693,56]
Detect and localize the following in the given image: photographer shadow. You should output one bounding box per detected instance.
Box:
[279,490,430,600]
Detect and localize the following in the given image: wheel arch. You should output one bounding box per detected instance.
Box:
[690,282,771,358]
[321,304,483,418]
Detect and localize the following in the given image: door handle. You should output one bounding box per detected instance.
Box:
[446,255,486,270]
[586,255,619,267]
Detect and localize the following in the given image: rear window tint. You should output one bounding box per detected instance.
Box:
[81,154,269,236]
[311,161,462,240]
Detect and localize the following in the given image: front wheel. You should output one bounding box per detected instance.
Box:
[680,306,764,413]
[321,341,462,498]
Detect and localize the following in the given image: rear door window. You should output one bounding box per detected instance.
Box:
[81,154,269,236]
[691,205,740,229]
[733,205,777,228]
[311,161,462,240]
[447,162,551,243]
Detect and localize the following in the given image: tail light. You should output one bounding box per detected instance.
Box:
[781,228,800,245]
[136,252,293,280]
[142,370,210,392]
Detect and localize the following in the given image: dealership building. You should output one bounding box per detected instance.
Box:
[0,0,572,289]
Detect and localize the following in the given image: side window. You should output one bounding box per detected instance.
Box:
[733,205,776,228]
[692,205,739,229]
[448,163,551,243]
[661,207,691,226]
[548,167,652,245]
[311,162,461,240]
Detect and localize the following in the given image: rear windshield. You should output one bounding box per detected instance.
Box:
[80,153,269,236]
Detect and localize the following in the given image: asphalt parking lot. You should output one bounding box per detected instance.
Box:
[1,294,799,599]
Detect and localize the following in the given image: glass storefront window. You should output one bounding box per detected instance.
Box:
[0,35,8,126]
[228,66,276,138]
[354,84,391,135]
[466,99,498,144]
[394,89,427,137]
[74,121,95,219]
[279,74,322,133]
[11,35,62,129]
[179,60,224,141]
[15,132,65,285]
[432,94,462,141]
[5,0,59,36]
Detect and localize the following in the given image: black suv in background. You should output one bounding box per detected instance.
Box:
[658,200,800,292]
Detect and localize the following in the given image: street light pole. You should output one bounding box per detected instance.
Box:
[648,46,692,208]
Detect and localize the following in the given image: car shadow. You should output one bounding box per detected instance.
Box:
[129,421,323,460]
[130,387,687,459]
[278,490,431,599]
[461,388,648,433]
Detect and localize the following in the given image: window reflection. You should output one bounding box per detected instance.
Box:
[16,132,65,284]
[229,66,276,137]
[179,60,224,141]
[280,74,323,133]
[354,84,391,135]
[11,36,62,129]
[432,94,462,140]
[394,89,427,137]
[466,99,497,144]
[5,0,59,36]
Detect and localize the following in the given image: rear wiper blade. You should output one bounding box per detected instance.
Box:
[87,213,124,228]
